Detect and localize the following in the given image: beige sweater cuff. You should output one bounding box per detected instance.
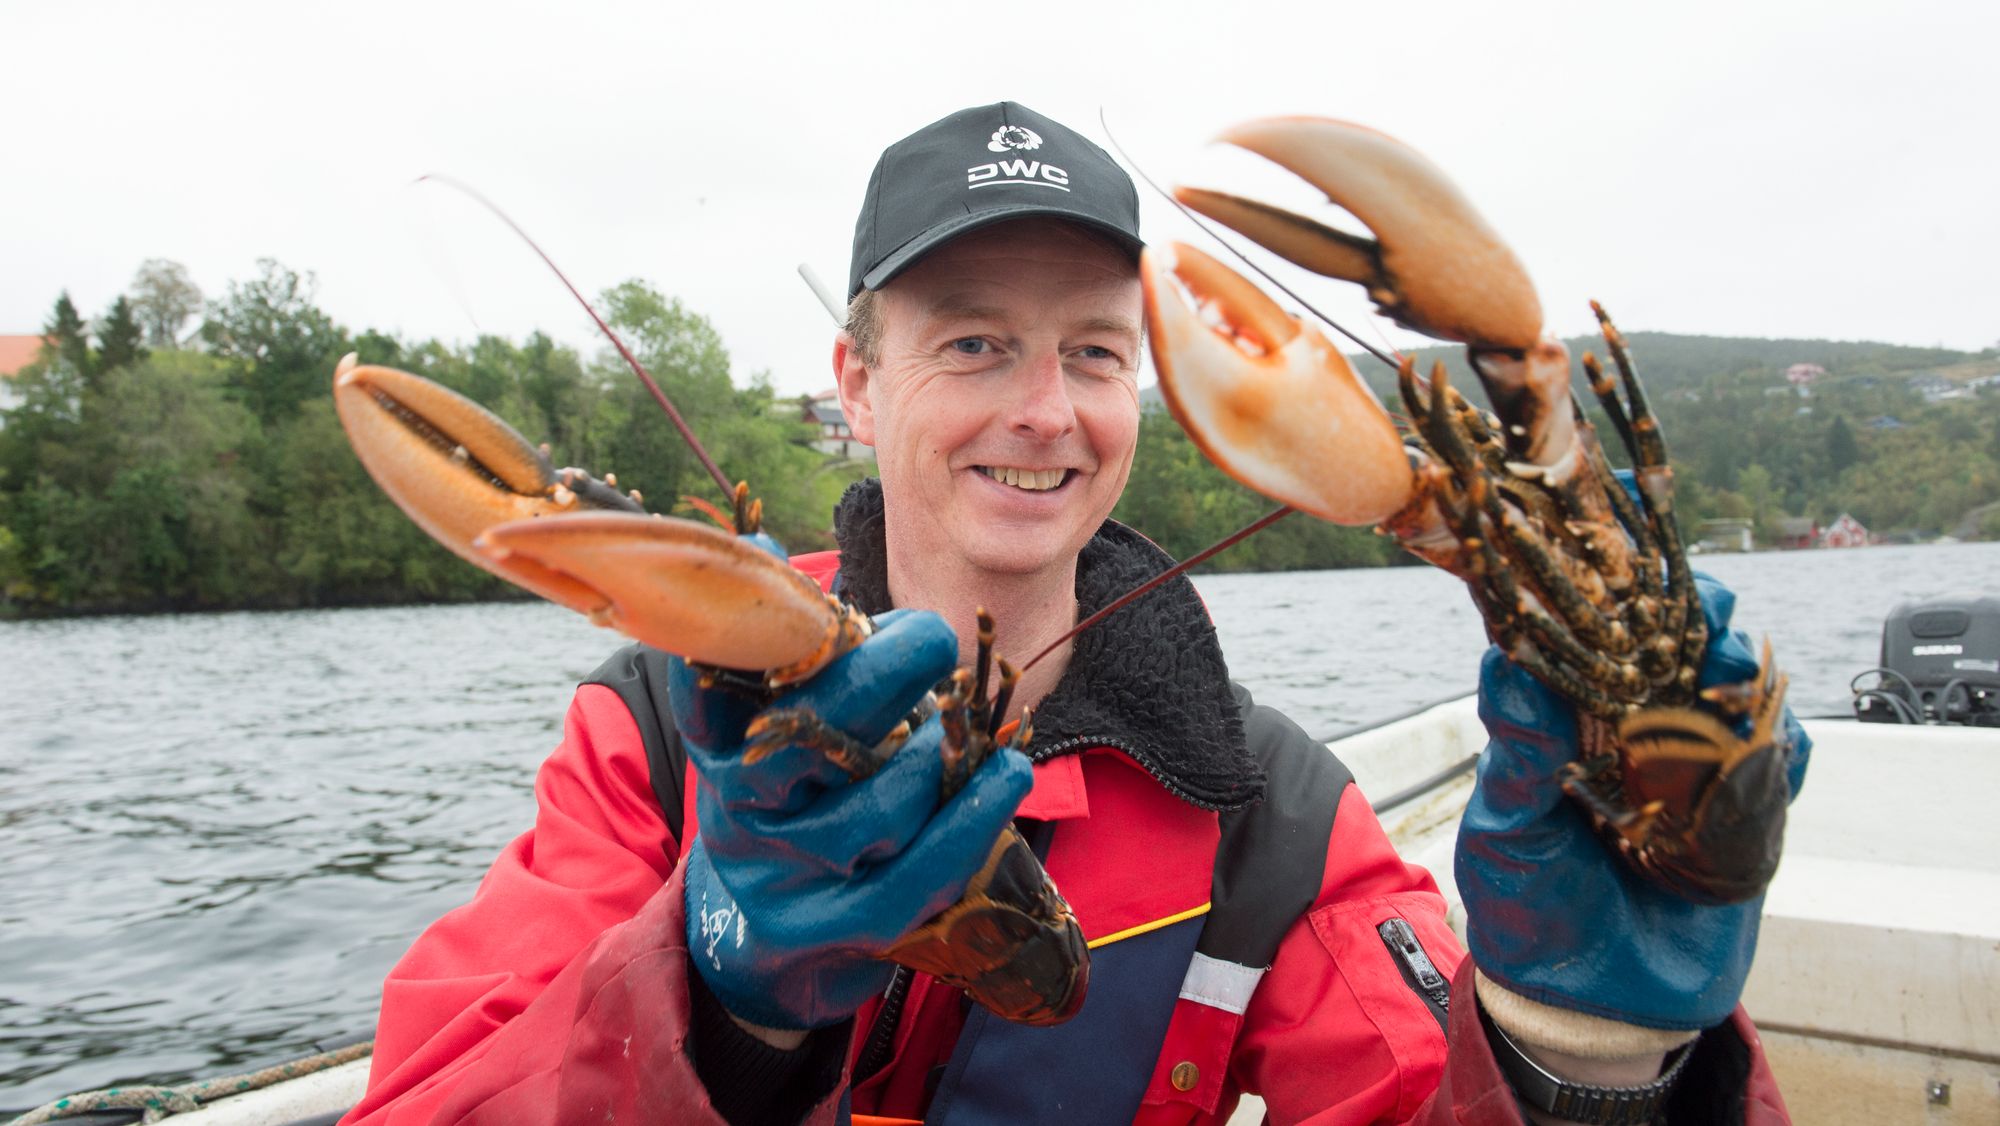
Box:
[1474,970,1700,1060]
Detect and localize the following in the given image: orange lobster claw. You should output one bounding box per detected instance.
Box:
[477,513,851,682]
[1177,116,1542,352]
[1162,117,1578,474]
[334,355,856,683]
[1141,242,1415,527]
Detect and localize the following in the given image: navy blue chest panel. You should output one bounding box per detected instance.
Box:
[929,911,1205,1123]
[584,646,1363,1124]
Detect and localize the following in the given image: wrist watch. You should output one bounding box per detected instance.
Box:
[1482,1007,1695,1126]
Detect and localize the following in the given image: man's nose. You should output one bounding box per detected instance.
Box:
[1008,347,1076,441]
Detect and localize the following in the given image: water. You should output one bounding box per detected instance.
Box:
[2,542,1993,1106]
[1203,542,1999,739]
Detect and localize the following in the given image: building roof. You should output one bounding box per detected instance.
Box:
[0,335,49,378]
[1775,516,1818,537]
[808,401,848,425]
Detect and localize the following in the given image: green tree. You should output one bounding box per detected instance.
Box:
[518,331,586,456]
[2,352,263,609]
[130,259,203,349]
[1826,415,1860,474]
[1938,411,1981,444]
[1979,507,2000,542]
[351,328,405,367]
[270,398,503,605]
[585,281,738,513]
[200,259,347,425]
[97,295,147,374]
[45,292,92,382]
[1735,464,1781,540]
[1112,410,1394,572]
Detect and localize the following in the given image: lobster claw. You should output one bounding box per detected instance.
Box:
[1168,117,1581,471]
[333,355,859,684]
[1176,116,1542,352]
[1140,241,1415,527]
[477,513,855,685]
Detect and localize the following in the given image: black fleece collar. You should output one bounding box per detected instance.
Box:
[830,480,1264,812]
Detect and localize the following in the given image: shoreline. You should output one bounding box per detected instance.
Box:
[6,539,1988,622]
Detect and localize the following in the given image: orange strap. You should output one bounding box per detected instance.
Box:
[851,1116,923,1126]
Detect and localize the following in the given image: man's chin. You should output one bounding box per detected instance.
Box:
[954,538,1078,579]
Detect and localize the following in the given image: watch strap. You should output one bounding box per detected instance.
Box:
[1482,1005,1694,1125]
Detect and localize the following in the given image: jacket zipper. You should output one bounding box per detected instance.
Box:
[1377,916,1451,1034]
[854,965,912,1085]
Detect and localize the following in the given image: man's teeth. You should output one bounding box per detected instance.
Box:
[980,466,1066,491]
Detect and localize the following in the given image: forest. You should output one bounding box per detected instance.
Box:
[2,260,1995,614]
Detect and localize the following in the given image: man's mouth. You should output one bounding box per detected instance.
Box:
[977,466,1072,491]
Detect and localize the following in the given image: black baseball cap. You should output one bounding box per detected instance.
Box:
[847,101,1144,298]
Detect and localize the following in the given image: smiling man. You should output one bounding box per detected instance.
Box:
[344,103,1802,1126]
[832,214,1144,711]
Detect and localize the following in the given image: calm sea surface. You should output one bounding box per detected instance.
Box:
[2,542,1994,1106]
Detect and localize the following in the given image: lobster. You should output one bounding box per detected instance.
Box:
[333,354,1088,1023]
[1141,117,1794,905]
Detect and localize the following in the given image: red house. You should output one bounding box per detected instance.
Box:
[1773,516,1819,550]
[0,334,51,415]
[1817,513,1871,549]
[0,335,48,377]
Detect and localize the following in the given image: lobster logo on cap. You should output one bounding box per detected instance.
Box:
[988,125,1043,153]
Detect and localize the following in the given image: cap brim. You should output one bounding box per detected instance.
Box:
[857,205,1146,296]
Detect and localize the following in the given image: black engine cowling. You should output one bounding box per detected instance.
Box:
[1855,595,2000,726]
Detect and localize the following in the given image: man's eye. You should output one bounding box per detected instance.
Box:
[1080,346,1117,361]
[951,338,989,355]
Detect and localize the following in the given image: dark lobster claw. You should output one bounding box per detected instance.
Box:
[888,827,1089,1024]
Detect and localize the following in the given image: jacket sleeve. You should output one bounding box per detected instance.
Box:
[1231,781,1791,1125]
[338,684,846,1126]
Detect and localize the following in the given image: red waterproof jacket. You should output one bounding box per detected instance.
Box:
[342,487,1788,1125]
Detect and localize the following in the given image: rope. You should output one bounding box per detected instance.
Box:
[6,1041,373,1126]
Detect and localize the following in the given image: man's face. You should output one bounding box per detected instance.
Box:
[837,218,1143,580]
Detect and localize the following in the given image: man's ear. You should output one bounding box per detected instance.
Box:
[832,333,876,445]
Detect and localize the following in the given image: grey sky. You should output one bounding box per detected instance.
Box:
[6,0,1993,402]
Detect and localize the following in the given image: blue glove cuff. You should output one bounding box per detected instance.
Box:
[684,838,893,1031]
[1457,573,1811,1030]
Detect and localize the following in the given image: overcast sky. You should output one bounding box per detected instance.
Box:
[6,0,1994,403]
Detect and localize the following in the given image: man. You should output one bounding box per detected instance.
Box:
[343,103,1802,1125]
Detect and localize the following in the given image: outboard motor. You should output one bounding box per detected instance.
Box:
[1853,596,2000,726]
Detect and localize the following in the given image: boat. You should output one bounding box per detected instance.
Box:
[1293,696,2000,1126]
[14,609,1997,1126]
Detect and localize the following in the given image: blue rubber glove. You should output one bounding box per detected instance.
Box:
[1456,572,1811,1030]
[673,602,1035,1031]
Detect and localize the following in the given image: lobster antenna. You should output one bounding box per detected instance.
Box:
[1097,110,1402,372]
[413,174,736,503]
[798,263,846,325]
[1021,504,1292,674]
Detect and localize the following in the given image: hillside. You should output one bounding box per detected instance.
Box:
[1126,329,2000,569]
[1142,332,1998,411]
